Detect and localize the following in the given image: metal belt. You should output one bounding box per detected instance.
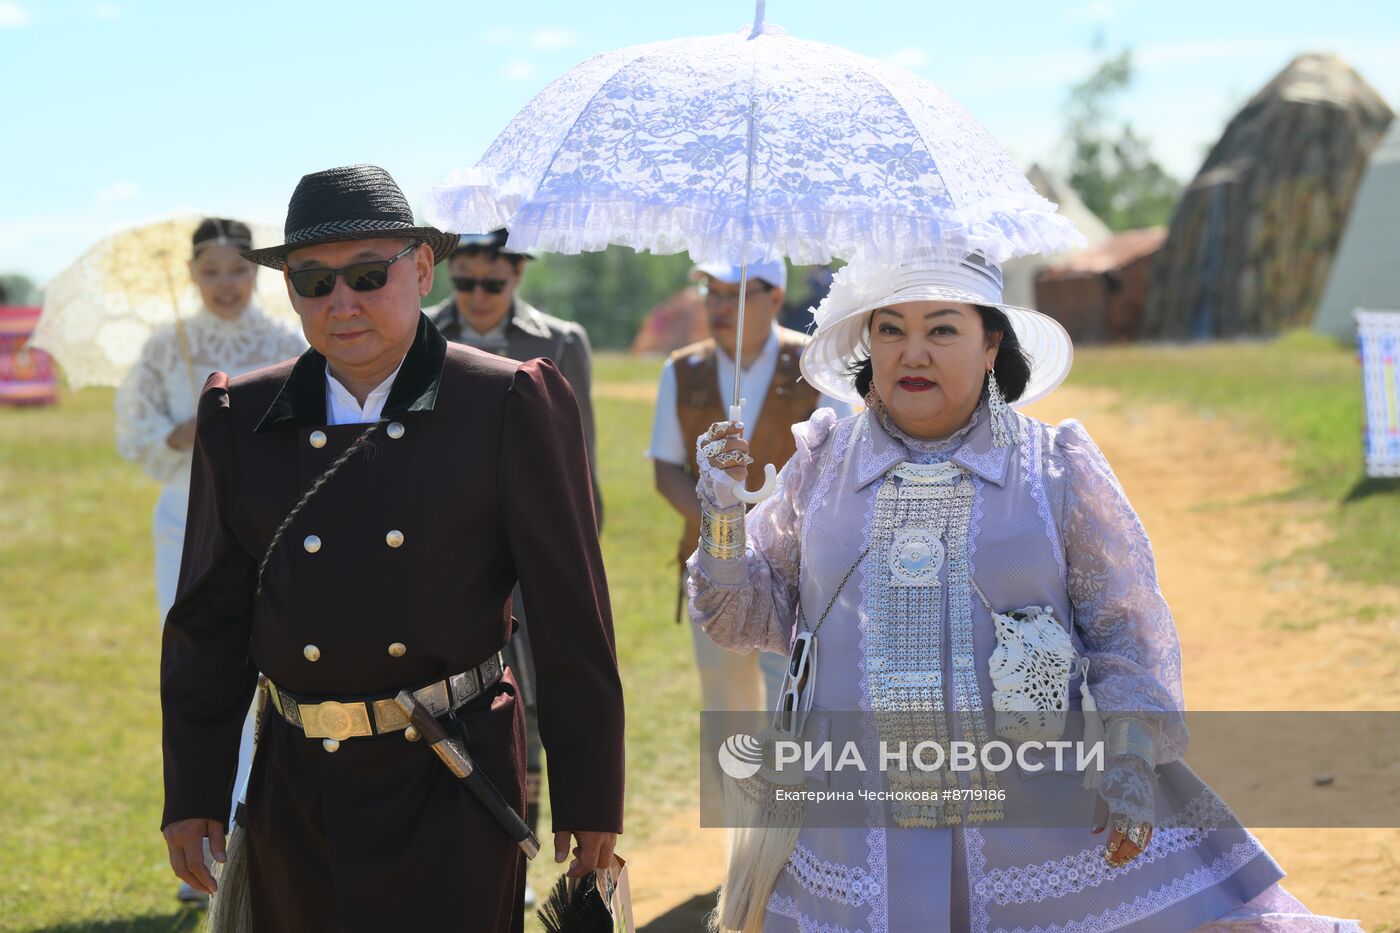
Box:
[268,652,505,742]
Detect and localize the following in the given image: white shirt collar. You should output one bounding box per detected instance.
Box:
[325,355,406,425]
[716,323,780,373]
[466,315,510,340]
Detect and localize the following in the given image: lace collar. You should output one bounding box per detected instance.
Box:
[855,394,1012,488]
[868,391,979,457]
[190,301,269,334]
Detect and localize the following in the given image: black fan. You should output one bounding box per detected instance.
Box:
[536,870,619,933]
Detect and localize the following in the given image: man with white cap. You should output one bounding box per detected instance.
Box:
[648,258,850,719]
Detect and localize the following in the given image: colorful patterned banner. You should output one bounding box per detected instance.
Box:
[1355,309,1400,477]
[0,306,59,406]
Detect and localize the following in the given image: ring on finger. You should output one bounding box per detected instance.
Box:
[1103,815,1135,866]
[704,421,734,442]
[713,450,754,468]
[701,439,727,459]
[1103,840,1134,866]
[1126,821,1152,849]
[1104,850,1134,868]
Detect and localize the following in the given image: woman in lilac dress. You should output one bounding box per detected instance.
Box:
[688,253,1361,932]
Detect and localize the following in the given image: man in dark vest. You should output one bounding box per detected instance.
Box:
[429,228,601,908]
[159,165,623,932]
[648,259,850,719]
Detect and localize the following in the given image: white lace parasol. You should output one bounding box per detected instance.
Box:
[424,7,1084,268]
[32,213,298,388]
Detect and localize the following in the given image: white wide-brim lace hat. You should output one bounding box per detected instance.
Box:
[800,253,1074,407]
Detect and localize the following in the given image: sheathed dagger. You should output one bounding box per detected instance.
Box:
[394,690,541,859]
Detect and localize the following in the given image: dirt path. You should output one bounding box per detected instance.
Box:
[623,385,1400,931]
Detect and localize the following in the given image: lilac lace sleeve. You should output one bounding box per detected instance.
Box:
[1053,420,1188,764]
[686,409,839,656]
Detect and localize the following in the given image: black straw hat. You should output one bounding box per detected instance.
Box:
[243,164,460,269]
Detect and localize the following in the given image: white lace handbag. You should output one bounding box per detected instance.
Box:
[974,584,1080,743]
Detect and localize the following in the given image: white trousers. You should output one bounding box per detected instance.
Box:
[154,482,255,829]
[689,620,787,714]
[691,622,786,812]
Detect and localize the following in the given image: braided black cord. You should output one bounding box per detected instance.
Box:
[255,418,387,597]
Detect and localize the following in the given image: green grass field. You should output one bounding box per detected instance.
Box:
[1071,331,1398,587]
[0,338,1393,931]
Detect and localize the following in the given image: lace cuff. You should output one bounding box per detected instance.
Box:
[694,544,757,591]
[1096,754,1156,824]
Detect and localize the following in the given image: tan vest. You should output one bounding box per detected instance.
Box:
[672,328,822,563]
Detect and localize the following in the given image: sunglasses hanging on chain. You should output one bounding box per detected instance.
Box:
[776,544,871,739]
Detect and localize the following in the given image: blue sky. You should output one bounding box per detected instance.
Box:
[3,0,1399,282]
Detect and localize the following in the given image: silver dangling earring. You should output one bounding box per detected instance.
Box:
[987,369,1015,448]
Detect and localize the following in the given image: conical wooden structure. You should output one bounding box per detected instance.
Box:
[1143,53,1393,339]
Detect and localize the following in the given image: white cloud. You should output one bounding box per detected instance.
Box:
[530,27,577,51]
[95,181,140,207]
[883,48,929,71]
[483,26,513,46]
[502,59,535,82]
[0,2,31,27]
[92,2,120,20]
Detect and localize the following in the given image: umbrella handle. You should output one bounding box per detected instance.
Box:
[727,403,777,504]
[733,463,777,505]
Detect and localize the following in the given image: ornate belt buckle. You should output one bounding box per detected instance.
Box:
[319,701,354,740]
[302,700,370,740]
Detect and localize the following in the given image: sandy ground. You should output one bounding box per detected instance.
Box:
[624,385,1400,931]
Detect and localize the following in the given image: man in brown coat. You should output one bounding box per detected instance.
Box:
[159,165,623,932]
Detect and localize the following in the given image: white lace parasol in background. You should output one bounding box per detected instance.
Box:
[32,214,298,389]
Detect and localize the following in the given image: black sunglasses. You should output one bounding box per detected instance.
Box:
[451,276,509,295]
[287,243,418,298]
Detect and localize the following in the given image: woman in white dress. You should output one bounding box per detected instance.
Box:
[114,217,305,901]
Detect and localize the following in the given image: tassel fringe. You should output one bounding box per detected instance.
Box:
[204,822,253,933]
[710,763,805,933]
